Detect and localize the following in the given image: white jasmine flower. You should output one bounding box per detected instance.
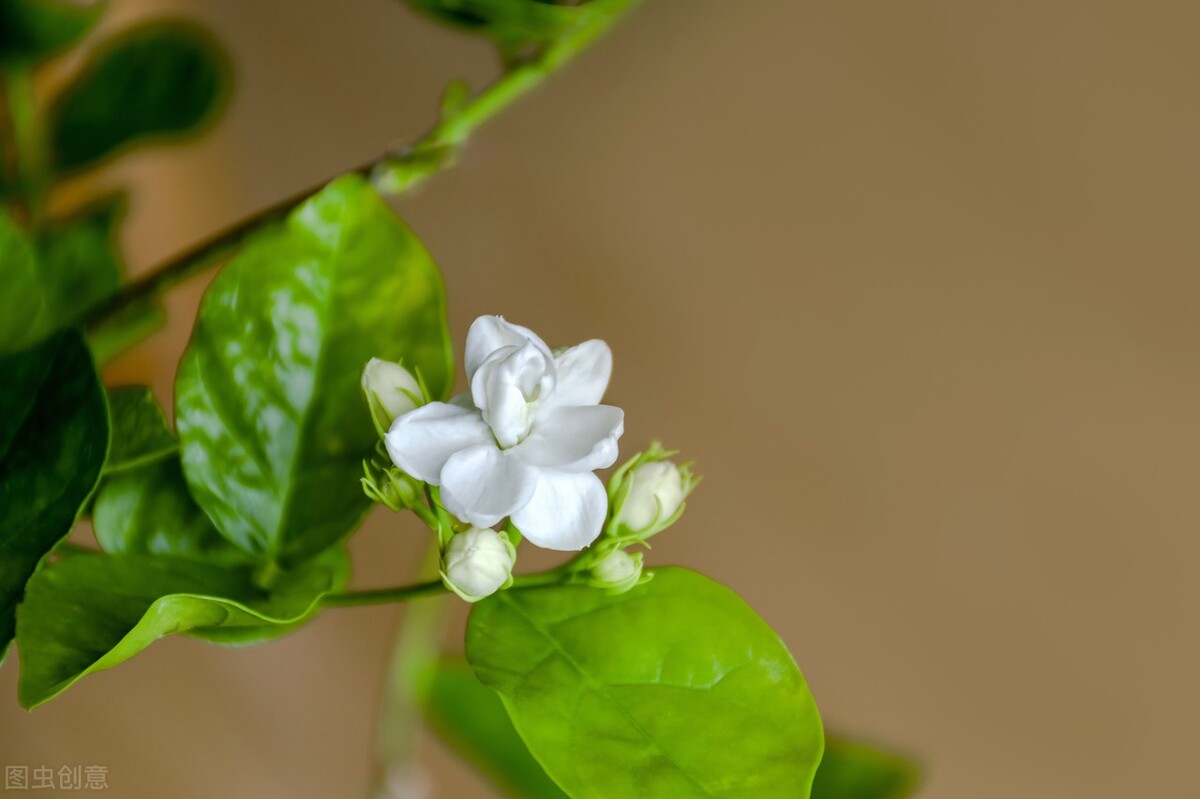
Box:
[386,316,623,550]
[441,527,515,602]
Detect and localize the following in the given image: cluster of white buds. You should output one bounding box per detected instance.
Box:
[360,357,428,512]
[582,443,697,594]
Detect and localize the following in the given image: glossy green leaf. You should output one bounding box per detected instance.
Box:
[0,0,103,66]
[812,737,920,799]
[467,567,825,798]
[423,658,569,799]
[92,457,240,564]
[0,212,46,354]
[49,19,230,174]
[103,385,176,473]
[0,330,108,657]
[177,543,348,647]
[34,195,125,326]
[15,546,347,708]
[175,174,453,564]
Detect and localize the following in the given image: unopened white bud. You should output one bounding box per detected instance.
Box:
[589,548,643,594]
[441,527,515,602]
[362,358,423,431]
[614,460,686,533]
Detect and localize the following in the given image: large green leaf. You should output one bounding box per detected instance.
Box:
[812,737,920,799]
[15,546,347,708]
[424,658,569,799]
[175,174,452,565]
[0,0,103,66]
[0,211,45,353]
[49,19,230,174]
[0,330,108,657]
[93,457,241,565]
[467,568,824,798]
[103,385,177,473]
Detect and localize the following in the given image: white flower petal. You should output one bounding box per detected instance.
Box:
[511,469,607,550]
[471,342,556,448]
[440,445,538,527]
[384,402,492,484]
[465,315,552,382]
[512,405,624,472]
[545,339,612,409]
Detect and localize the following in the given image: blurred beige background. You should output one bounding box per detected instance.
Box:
[3,0,1198,796]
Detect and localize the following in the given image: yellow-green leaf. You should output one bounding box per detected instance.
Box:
[467,568,824,798]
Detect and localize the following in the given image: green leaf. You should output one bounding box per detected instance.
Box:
[34,194,125,326]
[183,543,349,647]
[0,199,125,355]
[424,658,569,799]
[49,19,230,174]
[403,0,581,46]
[467,568,825,798]
[812,737,920,799]
[15,546,347,708]
[0,211,46,354]
[0,330,108,657]
[103,385,176,473]
[175,174,453,565]
[0,0,103,66]
[92,456,240,565]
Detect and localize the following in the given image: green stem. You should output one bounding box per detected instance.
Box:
[511,569,570,589]
[3,66,47,226]
[322,579,447,607]
[83,0,639,336]
[322,567,572,608]
[0,78,15,194]
[367,542,448,799]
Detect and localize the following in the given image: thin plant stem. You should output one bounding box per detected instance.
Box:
[2,66,47,227]
[322,567,573,608]
[322,579,447,607]
[367,541,447,799]
[83,0,640,336]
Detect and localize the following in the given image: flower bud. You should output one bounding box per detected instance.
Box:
[589,548,644,594]
[441,527,515,602]
[361,458,422,511]
[362,358,423,434]
[613,460,687,535]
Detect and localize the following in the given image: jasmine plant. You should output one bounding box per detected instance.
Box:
[0,1,920,796]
